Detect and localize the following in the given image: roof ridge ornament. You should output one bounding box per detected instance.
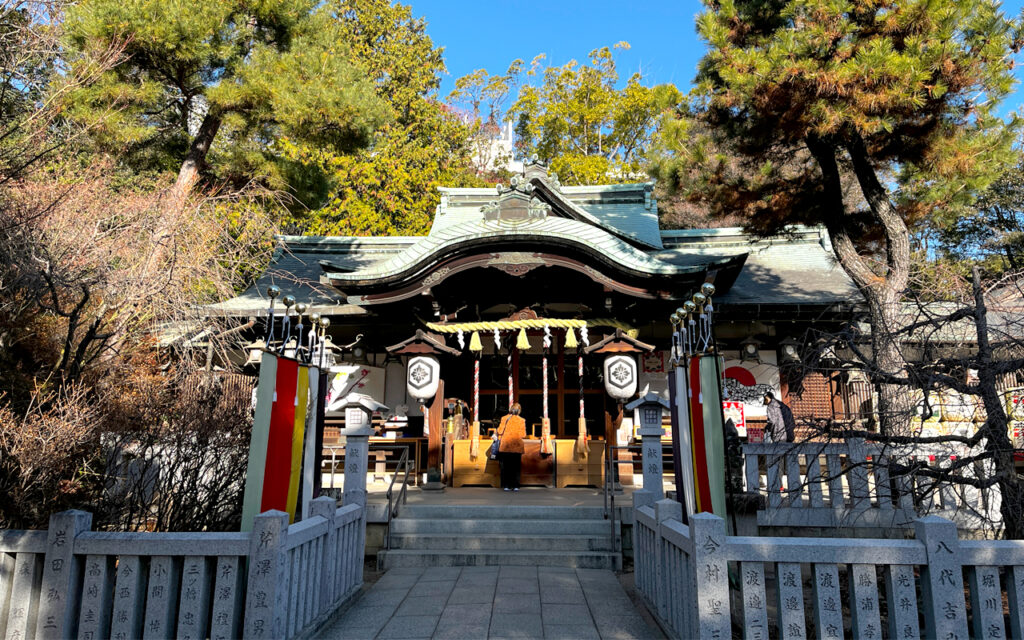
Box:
[482,172,551,223]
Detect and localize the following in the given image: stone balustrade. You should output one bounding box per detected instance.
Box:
[635,495,1024,639]
[742,438,1002,533]
[0,497,365,640]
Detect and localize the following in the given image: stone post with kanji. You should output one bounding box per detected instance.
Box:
[627,393,669,507]
[337,394,388,509]
[244,510,289,639]
[36,509,92,639]
[691,512,730,639]
[916,515,968,640]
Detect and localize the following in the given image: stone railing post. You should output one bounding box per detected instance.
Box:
[691,513,729,640]
[245,510,290,639]
[640,422,665,502]
[37,509,92,639]
[343,432,370,510]
[916,515,968,640]
[342,430,370,570]
[847,437,871,511]
[633,488,656,511]
[654,499,682,625]
[309,496,338,613]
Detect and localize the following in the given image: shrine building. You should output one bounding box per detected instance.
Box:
[211,160,864,486]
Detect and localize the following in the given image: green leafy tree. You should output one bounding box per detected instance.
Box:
[933,149,1024,274]
[284,0,486,236]
[459,44,681,185]
[284,109,484,236]
[62,0,388,201]
[655,0,1022,434]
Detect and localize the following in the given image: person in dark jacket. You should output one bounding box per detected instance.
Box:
[764,392,796,442]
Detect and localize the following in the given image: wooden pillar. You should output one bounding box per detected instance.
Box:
[426,380,445,475]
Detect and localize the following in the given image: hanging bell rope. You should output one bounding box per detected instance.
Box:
[576,350,587,459]
[541,346,553,455]
[470,357,481,458]
[507,334,514,411]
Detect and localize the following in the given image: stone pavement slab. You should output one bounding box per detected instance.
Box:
[316,567,662,639]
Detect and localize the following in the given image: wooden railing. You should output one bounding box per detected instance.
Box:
[0,496,364,640]
[635,497,1024,639]
[741,438,1002,532]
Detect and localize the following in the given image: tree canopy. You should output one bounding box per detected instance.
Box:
[281,0,486,235]
[930,146,1024,274]
[652,0,1023,434]
[450,44,681,186]
[62,0,389,194]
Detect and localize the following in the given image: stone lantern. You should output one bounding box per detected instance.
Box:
[626,392,670,508]
[336,393,388,508]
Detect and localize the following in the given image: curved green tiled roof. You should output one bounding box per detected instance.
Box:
[321,216,737,285]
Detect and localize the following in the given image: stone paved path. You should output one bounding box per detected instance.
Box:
[316,566,663,639]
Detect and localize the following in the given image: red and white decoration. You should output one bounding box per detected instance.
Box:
[720,351,781,420]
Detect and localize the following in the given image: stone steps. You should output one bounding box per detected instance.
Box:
[398,504,608,520]
[389,518,611,536]
[378,549,620,569]
[377,505,622,571]
[388,532,616,552]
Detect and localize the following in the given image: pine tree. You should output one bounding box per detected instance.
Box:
[656,0,1023,434]
[61,0,388,200]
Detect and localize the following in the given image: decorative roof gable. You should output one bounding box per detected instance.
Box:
[435,160,663,249]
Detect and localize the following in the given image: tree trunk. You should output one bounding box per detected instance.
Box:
[971,266,1024,539]
[865,286,916,435]
[806,133,915,434]
[141,110,221,278]
[97,110,223,364]
[170,110,222,208]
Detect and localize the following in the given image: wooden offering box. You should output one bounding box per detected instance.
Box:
[451,439,557,487]
[451,439,499,487]
[554,440,605,488]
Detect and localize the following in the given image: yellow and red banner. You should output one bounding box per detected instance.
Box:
[242,352,322,530]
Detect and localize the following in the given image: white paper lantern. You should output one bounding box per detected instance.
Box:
[406,355,440,401]
[603,354,638,400]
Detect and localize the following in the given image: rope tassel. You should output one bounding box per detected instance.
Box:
[576,354,587,459]
[516,328,530,351]
[564,327,578,350]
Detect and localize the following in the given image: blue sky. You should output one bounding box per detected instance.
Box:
[409,0,1024,117]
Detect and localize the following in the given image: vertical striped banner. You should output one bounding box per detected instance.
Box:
[313,368,329,499]
[300,367,320,520]
[698,354,727,517]
[669,366,695,520]
[261,357,299,513]
[242,351,279,531]
[285,365,310,521]
[689,357,712,513]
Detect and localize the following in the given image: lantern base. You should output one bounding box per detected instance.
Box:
[422,467,445,491]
